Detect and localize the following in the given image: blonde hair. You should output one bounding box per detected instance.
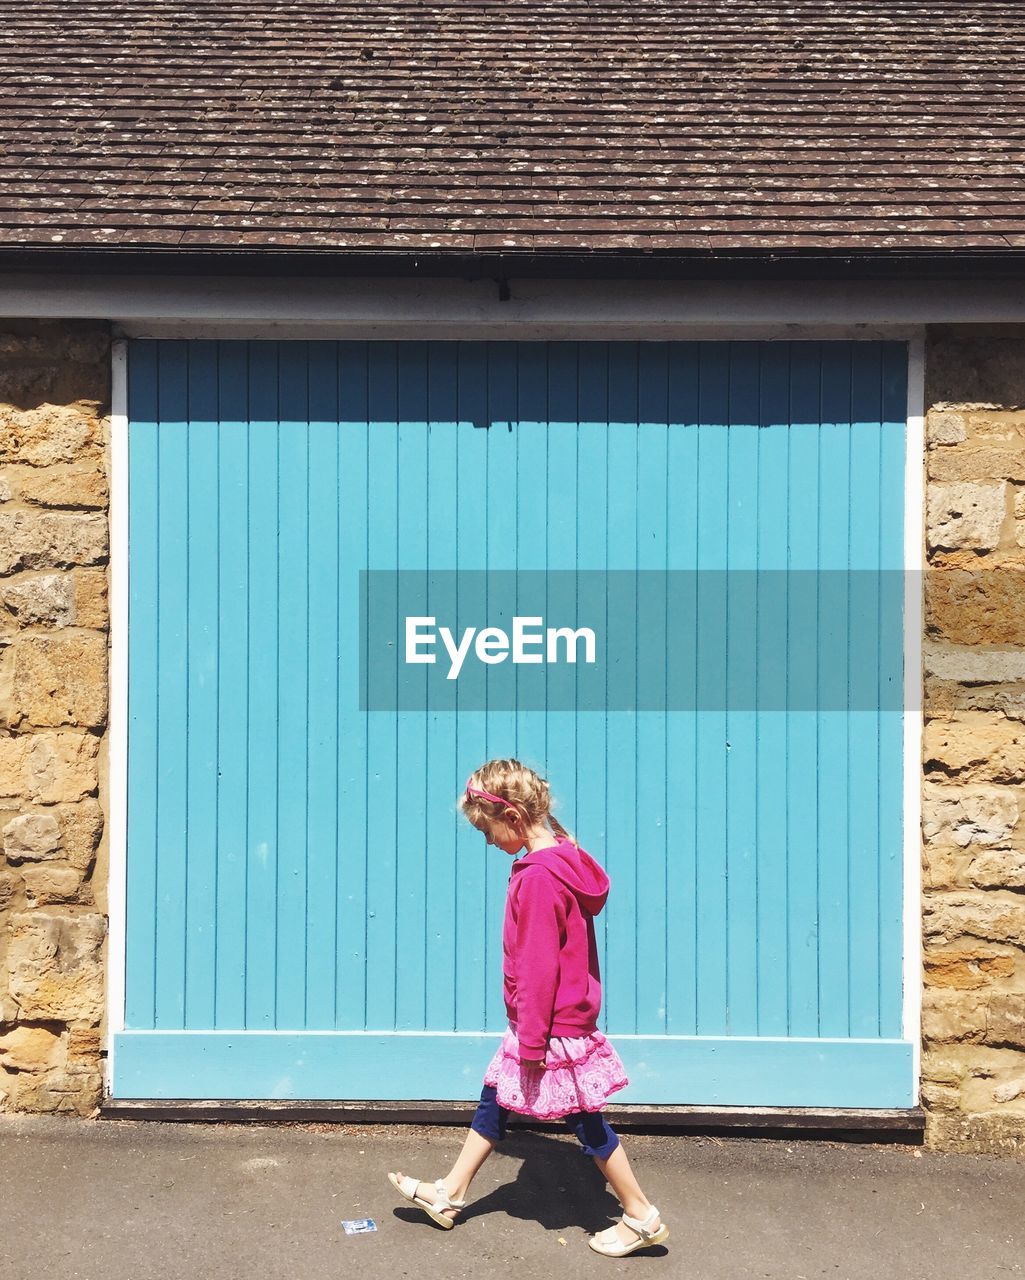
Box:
[460,757,578,847]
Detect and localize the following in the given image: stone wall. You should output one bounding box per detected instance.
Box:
[0,320,111,1115]
[921,325,1025,1154]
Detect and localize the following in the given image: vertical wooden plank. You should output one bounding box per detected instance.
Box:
[725,341,761,1035]
[753,344,792,1036]
[365,341,400,1030]
[272,343,311,1027]
[482,341,520,1032]
[511,342,549,782]
[605,342,640,1033]
[212,341,250,1030]
[665,342,700,1036]
[544,341,579,869]
[455,340,491,1031]
[183,341,220,1029]
[817,342,854,1037]
[245,340,281,1029]
[571,342,611,1027]
[125,340,160,1029]
[305,341,341,1028]
[395,342,430,1031]
[153,340,189,1030]
[335,342,370,1029]
[878,341,908,1039]
[635,341,669,1036]
[423,341,460,1032]
[396,339,432,1025]
[694,343,729,1035]
[848,341,884,1038]
[785,341,822,1037]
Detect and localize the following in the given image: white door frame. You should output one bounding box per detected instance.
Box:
[104,318,926,1104]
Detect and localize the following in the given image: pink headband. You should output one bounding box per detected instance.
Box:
[465,777,517,809]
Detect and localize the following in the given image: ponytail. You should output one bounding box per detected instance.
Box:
[547,811,580,850]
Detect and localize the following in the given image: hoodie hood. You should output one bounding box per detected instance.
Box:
[512,839,610,917]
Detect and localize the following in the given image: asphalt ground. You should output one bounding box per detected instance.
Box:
[2,1113,1023,1280]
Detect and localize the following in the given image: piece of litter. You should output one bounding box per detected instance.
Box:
[558,1237,567,1246]
[341,1219,378,1235]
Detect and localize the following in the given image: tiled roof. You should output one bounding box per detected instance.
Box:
[1,0,1024,259]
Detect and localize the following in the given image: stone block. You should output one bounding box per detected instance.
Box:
[922,714,1025,784]
[921,781,1019,848]
[0,510,108,575]
[6,910,106,1024]
[924,678,1025,720]
[10,462,108,509]
[926,409,968,446]
[3,810,61,861]
[0,321,109,369]
[22,863,86,905]
[10,633,108,729]
[66,1025,101,1065]
[4,1064,102,1116]
[969,848,1025,890]
[926,481,1007,551]
[0,645,13,720]
[924,567,1025,646]
[993,1078,1025,1103]
[920,1049,968,1087]
[0,731,100,804]
[1,802,101,873]
[964,410,1025,443]
[924,1109,1025,1154]
[924,892,1025,948]
[923,640,1025,686]
[920,1080,960,1111]
[921,988,988,1044]
[1017,487,1025,548]
[53,799,103,872]
[0,404,101,467]
[921,844,973,891]
[924,328,1025,405]
[0,1024,62,1071]
[962,1072,1025,1113]
[71,570,108,630]
[0,573,75,629]
[928,447,1025,484]
[987,994,1025,1050]
[923,946,1016,990]
[0,866,18,910]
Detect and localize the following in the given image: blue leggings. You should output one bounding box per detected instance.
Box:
[470,1083,620,1159]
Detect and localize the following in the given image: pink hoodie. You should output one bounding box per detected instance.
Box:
[502,838,610,1058]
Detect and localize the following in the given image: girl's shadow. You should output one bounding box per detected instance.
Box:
[393,1126,669,1255]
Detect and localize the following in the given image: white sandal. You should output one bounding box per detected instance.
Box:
[387,1172,466,1229]
[587,1204,670,1256]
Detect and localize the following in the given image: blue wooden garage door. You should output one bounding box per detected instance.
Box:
[115,339,912,1106]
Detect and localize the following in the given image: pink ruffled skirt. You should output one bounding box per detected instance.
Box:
[482,1020,629,1120]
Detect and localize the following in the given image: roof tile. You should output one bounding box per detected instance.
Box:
[1,1,1023,257]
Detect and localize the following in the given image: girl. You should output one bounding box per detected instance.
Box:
[388,757,670,1258]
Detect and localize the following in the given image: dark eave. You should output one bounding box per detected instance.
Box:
[3,246,1025,282]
